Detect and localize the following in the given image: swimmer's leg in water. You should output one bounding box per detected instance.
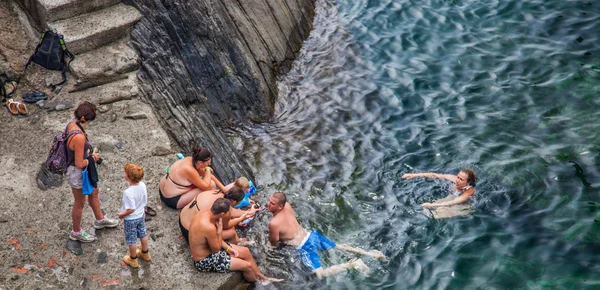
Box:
[336,244,387,260]
[314,258,370,278]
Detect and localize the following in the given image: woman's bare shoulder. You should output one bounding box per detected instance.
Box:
[173,158,192,171]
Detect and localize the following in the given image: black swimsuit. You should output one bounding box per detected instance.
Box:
[160,169,196,209]
[179,217,190,244]
[166,172,194,188]
[159,187,181,209]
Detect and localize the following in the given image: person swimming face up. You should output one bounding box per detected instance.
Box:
[456,169,476,189]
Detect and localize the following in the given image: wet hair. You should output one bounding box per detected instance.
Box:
[461,168,476,187]
[272,192,286,206]
[211,198,231,215]
[234,177,250,191]
[223,186,244,203]
[124,163,144,183]
[192,147,212,163]
[74,101,97,123]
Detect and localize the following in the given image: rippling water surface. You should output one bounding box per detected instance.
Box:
[233,0,600,289]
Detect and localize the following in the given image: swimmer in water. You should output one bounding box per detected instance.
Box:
[267,192,386,278]
[402,168,476,208]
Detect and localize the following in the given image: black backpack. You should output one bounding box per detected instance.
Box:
[25,30,74,87]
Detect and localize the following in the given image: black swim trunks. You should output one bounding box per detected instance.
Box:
[194,249,231,273]
[179,217,189,244]
[159,188,181,209]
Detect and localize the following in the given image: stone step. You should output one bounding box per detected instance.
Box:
[67,71,139,103]
[69,38,140,91]
[48,3,142,54]
[36,0,121,25]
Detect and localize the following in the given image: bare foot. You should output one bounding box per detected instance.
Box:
[257,275,284,285]
[350,259,371,276]
[369,250,387,260]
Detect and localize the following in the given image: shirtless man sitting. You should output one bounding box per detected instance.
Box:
[189,198,279,282]
[267,192,386,278]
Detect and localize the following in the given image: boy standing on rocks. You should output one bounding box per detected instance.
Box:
[118,163,151,268]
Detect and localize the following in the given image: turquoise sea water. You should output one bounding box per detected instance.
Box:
[234,0,600,289]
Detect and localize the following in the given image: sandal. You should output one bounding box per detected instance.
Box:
[3,80,17,96]
[145,206,157,216]
[23,91,48,103]
[16,101,28,115]
[5,99,19,115]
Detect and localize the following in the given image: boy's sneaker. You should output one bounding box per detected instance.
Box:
[93,217,119,229]
[69,231,96,243]
[123,255,139,268]
[136,249,151,261]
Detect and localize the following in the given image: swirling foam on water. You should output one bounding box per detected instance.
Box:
[236,0,600,289]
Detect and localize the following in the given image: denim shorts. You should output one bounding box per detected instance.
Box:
[124,217,147,245]
[66,165,83,189]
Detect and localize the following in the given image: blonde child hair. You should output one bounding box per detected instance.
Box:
[124,163,144,183]
[234,177,250,192]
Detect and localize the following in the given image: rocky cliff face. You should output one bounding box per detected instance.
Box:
[128,0,315,182]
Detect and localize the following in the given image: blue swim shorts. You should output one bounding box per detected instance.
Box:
[296,230,337,271]
[124,217,147,245]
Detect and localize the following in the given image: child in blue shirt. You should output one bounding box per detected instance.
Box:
[232,177,257,209]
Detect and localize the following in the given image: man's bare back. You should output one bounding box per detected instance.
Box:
[180,190,219,229]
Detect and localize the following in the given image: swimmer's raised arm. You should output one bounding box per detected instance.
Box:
[402,172,457,182]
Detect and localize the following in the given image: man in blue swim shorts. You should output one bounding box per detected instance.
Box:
[267,192,386,278]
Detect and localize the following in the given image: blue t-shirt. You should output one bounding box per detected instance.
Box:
[234,180,257,209]
[120,182,147,220]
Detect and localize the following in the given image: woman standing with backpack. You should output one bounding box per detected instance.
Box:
[66,102,117,242]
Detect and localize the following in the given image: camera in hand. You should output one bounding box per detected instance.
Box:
[96,158,103,165]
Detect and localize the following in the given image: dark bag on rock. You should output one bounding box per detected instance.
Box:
[45,126,81,174]
[25,30,74,87]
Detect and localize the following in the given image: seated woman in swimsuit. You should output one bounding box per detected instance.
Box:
[402,168,476,208]
[179,187,257,244]
[159,147,228,209]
